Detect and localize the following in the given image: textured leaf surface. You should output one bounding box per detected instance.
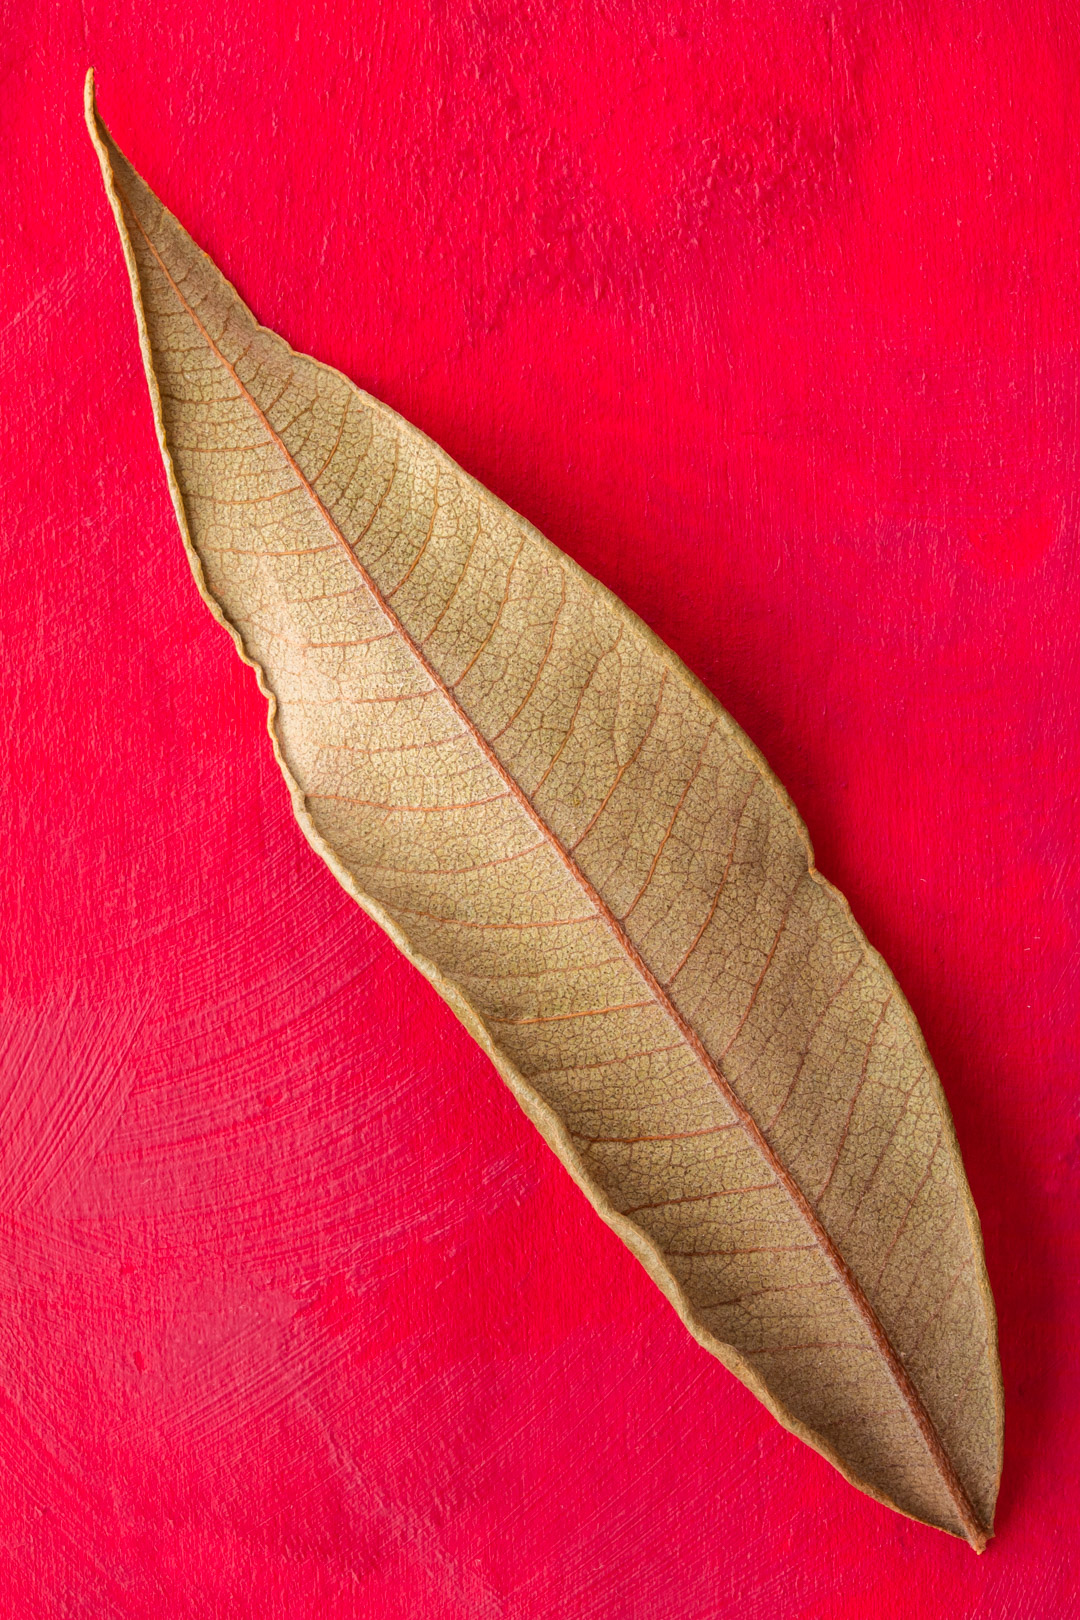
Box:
[88,75,1001,1546]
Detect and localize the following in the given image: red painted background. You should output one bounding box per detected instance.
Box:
[2,2,1077,1614]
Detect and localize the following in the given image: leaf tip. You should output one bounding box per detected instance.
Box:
[83,67,110,169]
[969,1522,992,1555]
[83,69,120,218]
[83,68,112,166]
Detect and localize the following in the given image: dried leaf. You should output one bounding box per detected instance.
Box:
[86,72,1002,1546]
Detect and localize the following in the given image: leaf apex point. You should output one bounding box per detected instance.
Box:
[83,67,99,136]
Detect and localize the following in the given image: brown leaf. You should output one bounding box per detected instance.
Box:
[86,72,1002,1546]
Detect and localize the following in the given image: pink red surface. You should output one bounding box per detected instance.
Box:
[1,2,1077,1614]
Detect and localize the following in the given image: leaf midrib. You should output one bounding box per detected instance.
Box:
[116,175,985,1548]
